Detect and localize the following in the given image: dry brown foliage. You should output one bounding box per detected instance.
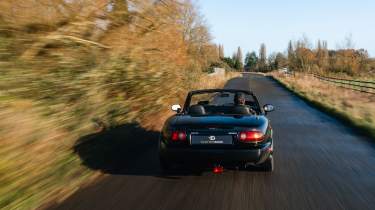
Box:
[286,39,371,76]
[0,0,231,209]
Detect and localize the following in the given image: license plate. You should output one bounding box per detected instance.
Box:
[191,135,233,145]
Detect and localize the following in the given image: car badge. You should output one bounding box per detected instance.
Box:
[208,136,216,141]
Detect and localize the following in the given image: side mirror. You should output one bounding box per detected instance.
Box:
[171,104,182,113]
[263,104,275,114]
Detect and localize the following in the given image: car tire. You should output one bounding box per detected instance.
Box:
[262,155,274,172]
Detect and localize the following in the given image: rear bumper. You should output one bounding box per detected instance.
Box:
[159,142,272,165]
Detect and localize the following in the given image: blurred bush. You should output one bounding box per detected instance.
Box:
[0,0,234,209]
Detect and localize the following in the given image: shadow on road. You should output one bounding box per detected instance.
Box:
[74,123,155,174]
[74,123,206,178]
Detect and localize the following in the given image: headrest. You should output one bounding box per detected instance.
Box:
[189,105,206,116]
[232,106,250,115]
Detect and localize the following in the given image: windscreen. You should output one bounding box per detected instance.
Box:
[190,92,236,106]
[188,91,260,115]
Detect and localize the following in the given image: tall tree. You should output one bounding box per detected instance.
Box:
[322,41,329,69]
[222,56,236,69]
[258,43,267,72]
[231,52,239,70]
[235,46,244,70]
[232,52,237,62]
[275,52,287,69]
[244,51,258,71]
[287,40,295,70]
[268,53,277,70]
[316,40,329,70]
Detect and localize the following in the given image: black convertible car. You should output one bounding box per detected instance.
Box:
[159,89,275,172]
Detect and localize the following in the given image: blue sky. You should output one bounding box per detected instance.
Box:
[199,0,375,57]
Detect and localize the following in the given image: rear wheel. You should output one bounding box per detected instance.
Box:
[262,155,274,172]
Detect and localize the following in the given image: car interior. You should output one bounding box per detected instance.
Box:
[187,92,261,116]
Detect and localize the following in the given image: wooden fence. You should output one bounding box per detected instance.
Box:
[312,74,375,95]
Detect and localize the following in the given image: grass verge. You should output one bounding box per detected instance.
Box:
[269,72,375,140]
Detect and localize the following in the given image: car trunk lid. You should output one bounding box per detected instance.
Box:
[174,115,267,148]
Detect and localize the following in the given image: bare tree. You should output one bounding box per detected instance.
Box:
[259,43,267,72]
[287,40,295,70]
[275,52,287,69]
[236,46,243,70]
[316,39,329,70]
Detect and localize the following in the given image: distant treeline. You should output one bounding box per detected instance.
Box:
[219,37,374,76]
[210,45,244,71]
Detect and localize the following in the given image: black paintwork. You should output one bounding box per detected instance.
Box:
[159,89,273,168]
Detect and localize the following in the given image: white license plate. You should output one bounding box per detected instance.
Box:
[191,135,233,145]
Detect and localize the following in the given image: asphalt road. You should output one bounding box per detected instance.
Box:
[49,74,375,210]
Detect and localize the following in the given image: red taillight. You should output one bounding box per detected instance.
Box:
[171,131,186,141]
[213,165,224,174]
[239,131,264,142]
